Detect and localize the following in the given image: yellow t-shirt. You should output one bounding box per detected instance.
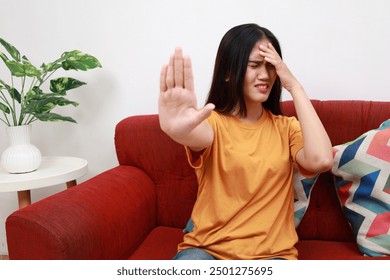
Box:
[179,109,306,260]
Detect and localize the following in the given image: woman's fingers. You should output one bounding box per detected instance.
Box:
[163,47,193,91]
[259,43,282,66]
[183,55,194,92]
[258,43,300,92]
[174,47,184,88]
[192,103,215,129]
[266,42,277,52]
[166,55,175,89]
[160,64,168,93]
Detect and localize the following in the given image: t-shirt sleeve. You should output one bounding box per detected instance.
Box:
[184,112,216,169]
[289,117,304,161]
[289,117,318,178]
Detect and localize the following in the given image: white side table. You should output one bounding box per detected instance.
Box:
[0,156,88,209]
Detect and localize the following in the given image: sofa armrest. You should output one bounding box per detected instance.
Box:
[6,165,156,260]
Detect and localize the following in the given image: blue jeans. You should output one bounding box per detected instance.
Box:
[173,248,217,260]
[172,248,286,260]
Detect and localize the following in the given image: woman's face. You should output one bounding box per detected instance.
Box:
[243,38,277,107]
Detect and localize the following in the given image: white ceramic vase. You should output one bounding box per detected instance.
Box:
[1,124,42,174]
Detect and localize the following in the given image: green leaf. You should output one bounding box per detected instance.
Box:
[27,92,67,101]
[0,52,9,64]
[24,96,78,115]
[41,62,62,72]
[0,102,10,114]
[24,100,54,114]
[21,55,30,62]
[33,112,77,123]
[23,61,41,77]
[0,38,21,62]
[0,79,21,103]
[9,88,21,103]
[0,78,9,88]
[50,77,86,93]
[3,60,25,76]
[61,50,102,71]
[1,58,41,77]
[25,86,43,99]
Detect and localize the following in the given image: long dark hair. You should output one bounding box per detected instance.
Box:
[205,23,282,116]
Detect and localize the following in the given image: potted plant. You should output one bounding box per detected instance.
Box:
[0,38,102,173]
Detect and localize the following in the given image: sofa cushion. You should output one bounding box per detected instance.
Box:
[128,226,390,260]
[128,226,183,260]
[296,240,390,260]
[332,119,390,256]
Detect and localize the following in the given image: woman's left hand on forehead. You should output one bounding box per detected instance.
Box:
[259,43,301,93]
[259,43,283,68]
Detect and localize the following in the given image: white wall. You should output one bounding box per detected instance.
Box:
[0,0,389,254]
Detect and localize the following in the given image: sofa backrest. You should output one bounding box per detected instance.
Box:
[115,100,390,240]
[115,115,197,228]
[282,100,390,146]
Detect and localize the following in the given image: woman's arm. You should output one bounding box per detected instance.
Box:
[288,85,333,173]
[260,43,333,173]
[159,47,215,151]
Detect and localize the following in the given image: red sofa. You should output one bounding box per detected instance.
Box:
[5,100,390,260]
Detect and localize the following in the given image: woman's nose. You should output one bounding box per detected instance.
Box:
[257,64,269,80]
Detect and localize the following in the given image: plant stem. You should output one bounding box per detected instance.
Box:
[0,90,11,126]
[24,115,36,125]
[10,74,17,126]
[0,89,9,103]
[18,76,26,125]
[0,110,10,125]
[40,69,56,86]
[0,117,10,125]
[28,77,36,92]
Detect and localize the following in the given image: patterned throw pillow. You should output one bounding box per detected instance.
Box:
[332,119,390,256]
[293,165,319,228]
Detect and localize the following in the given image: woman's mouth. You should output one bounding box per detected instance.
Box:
[256,84,269,94]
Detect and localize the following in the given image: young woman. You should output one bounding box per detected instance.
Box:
[158,23,333,260]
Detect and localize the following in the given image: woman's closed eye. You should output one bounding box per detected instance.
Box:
[248,61,275,69]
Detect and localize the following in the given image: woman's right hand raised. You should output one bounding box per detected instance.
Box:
[159,47,215,144]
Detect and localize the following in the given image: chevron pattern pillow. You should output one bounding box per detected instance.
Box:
[293,164,319,228]
[332,119,390,256]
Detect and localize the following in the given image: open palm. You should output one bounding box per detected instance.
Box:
[159,48,214,138]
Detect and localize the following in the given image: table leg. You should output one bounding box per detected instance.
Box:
[16,180,76,209]
[66,179,77,188]
[17,190,31,209]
